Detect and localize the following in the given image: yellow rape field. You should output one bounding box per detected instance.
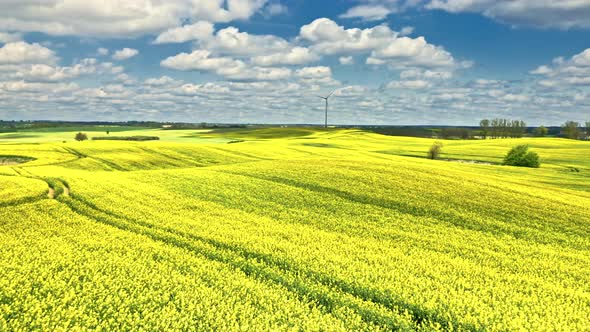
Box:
[1,128,589,331]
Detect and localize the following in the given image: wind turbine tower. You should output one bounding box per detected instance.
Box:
[319,90,335,128]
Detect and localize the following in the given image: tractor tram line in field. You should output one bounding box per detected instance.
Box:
[59,187,466,331]
[11,166,70,200]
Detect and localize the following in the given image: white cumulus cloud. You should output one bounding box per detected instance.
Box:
[154,21,215,44]
[339,56,354,65]
[425,0,590,29]
[299,18,456,69]
[0,42,57,65]
[161,49,291,81]
[251,47,319,66]
[387,79,432,89]
[530,48,590,88]
[340,5,394,21]
[0,0,271,38]
[97,47,109,56]
[0,32,22,43]
[112,48,139,61]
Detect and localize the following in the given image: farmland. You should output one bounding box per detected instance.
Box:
[1,127,589,331]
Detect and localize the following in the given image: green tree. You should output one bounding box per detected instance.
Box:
[480,119,490,139]
[501,118,508,138]
[490,118,498,138]
[503,145,540,168]
[562,121,580,139]
[517,120,527,138]
[75,132,88,142]
[585,122,590,138]
[534,126,548,137]
[427,141,443,160]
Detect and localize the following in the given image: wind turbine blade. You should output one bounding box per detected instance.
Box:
[326,90,336,98]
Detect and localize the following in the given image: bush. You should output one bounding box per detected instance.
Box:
[75,132,88,141]
[427,141,443,160]
[503,145,540,168]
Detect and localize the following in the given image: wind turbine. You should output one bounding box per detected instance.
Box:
[318,90,335,128]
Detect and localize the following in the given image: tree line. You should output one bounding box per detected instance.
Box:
[479,119,527,139]
[478,119,590,140]
[561,121,590,140]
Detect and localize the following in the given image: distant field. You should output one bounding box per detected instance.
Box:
[1,127,589,331]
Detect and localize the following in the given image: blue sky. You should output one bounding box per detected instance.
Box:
[0,0,588,125]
